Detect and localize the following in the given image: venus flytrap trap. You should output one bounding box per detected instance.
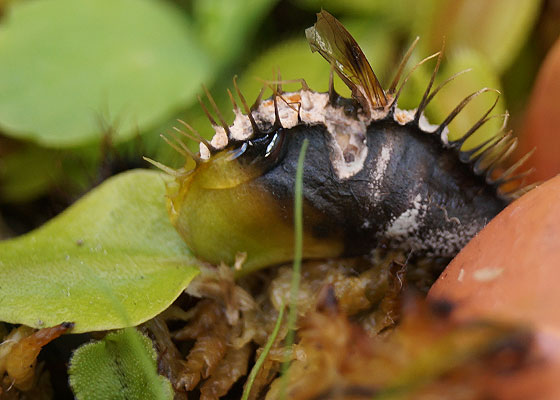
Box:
[153,10,533,279]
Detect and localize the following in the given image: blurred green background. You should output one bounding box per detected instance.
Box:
[0,0,558,237]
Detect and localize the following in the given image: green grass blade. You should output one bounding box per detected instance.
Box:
[241,306,285,400]
[280,138,309,400]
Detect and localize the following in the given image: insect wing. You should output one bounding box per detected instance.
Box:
[305,10,387,111]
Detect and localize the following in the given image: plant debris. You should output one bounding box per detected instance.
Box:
[0,322,73,398]
[138,251,536,399]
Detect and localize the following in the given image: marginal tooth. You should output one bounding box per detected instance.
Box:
[500,167,536,187]
[388,36,419,95]
[198,95,219,128]
[227,88,239,112]
[202,84,231,134]
[472,133,510,175]
[251,85,266,110]
[448,97,502,149]
[414,39,444,123]
[328,62,340,104]
[233,75,261,135]
[389,51,441,112]
[436,88,498,137]
[497,148,536,182]
[485,136,518,182]
[272,93,282,129]
[276,68,283,94]
[177,119,215,151]
[163,132,201,164]
[142,156,179,176]
[502,181,539,200]
[421,69,472,116]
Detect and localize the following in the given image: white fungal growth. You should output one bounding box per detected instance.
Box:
[368,142,393,201]
[375,145,393,181]
[421,221,483,257]
[381,197,484,257]
[394,108,415,125]
[417,112,451,146]
[228,110,253,142]
[386,194,427,237]
[200,127,228,160]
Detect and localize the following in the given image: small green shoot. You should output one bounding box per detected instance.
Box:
[69,328,173,400]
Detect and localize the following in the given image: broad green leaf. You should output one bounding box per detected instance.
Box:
[193,0,278,67]
[0,0,212,148]
[0,170,199,333]
[414,0,542,73]
[69,328,173,400]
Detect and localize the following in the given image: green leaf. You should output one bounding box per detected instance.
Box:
[0,0,212,148]
[193,0,278,67]
[0,170,199,333]
[414,0,542,73]
[69,328,173,400]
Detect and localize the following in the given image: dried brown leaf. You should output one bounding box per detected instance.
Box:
[200,344,251,400]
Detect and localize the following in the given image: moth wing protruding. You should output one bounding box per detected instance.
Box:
[305,10,387,113]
